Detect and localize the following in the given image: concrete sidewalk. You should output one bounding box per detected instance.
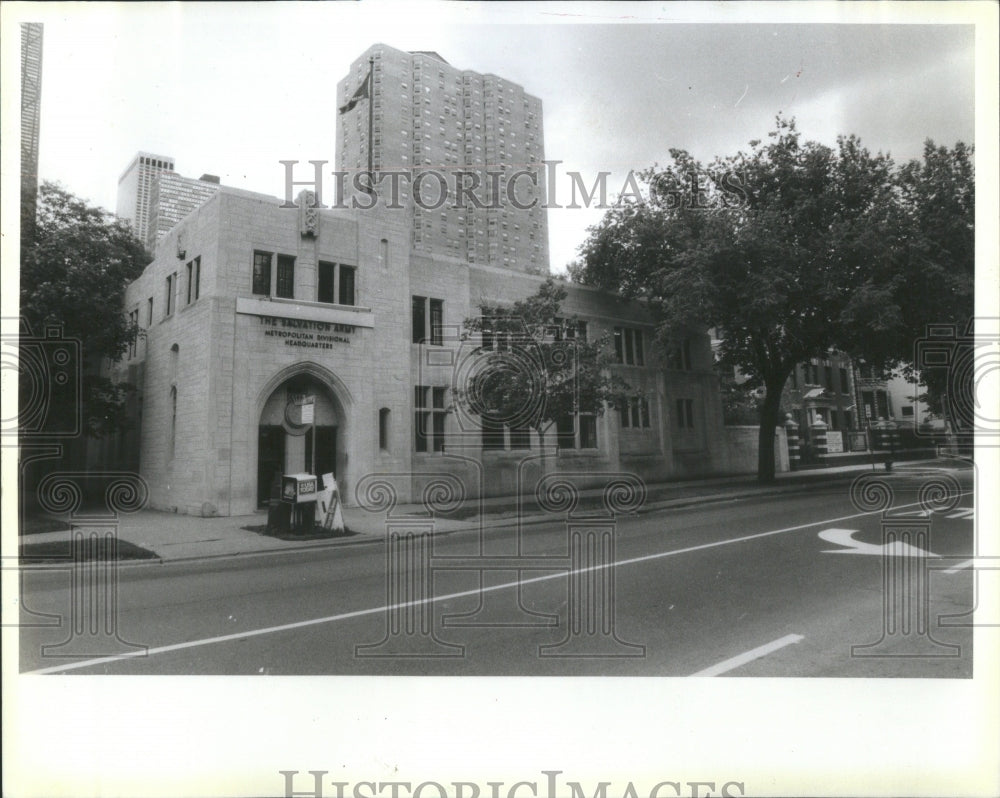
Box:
[19,457,969,565]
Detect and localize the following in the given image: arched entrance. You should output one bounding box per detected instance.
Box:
[256,373,343,507]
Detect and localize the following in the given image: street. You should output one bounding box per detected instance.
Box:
[19,467,977,677]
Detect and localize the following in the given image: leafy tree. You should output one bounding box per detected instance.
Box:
[20,182,150,441]
[572,117,972,481]
[457,278,627,455]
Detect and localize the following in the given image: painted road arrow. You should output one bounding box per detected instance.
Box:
[818,528,940,558]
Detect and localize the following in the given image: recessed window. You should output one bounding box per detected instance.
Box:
[411,296,444,345]
[414,385,446,453]
[252,250,272,296]
[165,273,176,317]
[276,255,295,299]
[379,408,391,451]
[186,256,200,305]
[675,398,695,430]
[620,396,651,429]
[667,338,692,370]
[556,413,598,450]
[614,327,645,366]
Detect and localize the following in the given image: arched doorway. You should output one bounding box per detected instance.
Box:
[257,374,341,507]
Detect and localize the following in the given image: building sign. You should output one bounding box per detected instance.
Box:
[826,430,844,453]
[257,315,354,349]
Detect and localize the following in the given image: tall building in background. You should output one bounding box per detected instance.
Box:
[145,171,221,252]
[21,22,43,245]
[116,152,174,245]
[337,44,548,274]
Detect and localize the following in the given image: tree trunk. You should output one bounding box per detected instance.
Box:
[757,384,784,483]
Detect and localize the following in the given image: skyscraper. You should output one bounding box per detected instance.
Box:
[145,171,221,252]
[337,44,548,274]
[21,22,43,245]
[116,152,175,245]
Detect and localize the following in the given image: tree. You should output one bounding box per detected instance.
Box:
[20,182,151,442]
[572,117,973,481]
[457,278,626,457]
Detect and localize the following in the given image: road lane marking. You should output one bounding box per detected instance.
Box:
[690,634,804,677]
[818,527,939,557]
[24,490,974,675]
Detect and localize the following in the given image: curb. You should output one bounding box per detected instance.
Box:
[17,472,865,569]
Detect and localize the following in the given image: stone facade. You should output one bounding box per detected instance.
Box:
[113,186,728,516]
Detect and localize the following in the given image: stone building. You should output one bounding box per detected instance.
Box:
[111,184,727,516]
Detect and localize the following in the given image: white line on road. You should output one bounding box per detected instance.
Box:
[24,490,974,675]
[689,634,804,677]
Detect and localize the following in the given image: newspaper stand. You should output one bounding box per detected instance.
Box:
[281,473,318,534]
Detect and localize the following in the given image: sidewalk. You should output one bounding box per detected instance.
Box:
[19,457,969,566]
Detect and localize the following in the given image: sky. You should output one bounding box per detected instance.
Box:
[12,3,980,273]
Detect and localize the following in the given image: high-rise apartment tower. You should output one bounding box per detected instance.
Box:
[337,44,548,274]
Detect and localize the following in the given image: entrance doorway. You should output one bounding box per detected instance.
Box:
[257,374,342,507]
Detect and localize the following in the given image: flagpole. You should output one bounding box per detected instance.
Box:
[367,56,374,194]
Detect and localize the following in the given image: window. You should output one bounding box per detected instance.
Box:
[339,265,356,306]
[790,368,798,389]
[840,367,850,394]
[552,317,587,342]
[675,398,695,430]
[620,396,651,429]
[667,338,692,370]
[127,309,139,358]
[411,296,444,345]
[379,408,390,451]
[147,297,154,326]
[252,250,272,295]
[318,262,357,305]
[509,423,531,450]
[169,386,177,460]
[318,261,335,303]
[901,405,914,417]
[186,256,200,305]
[165,273,176,317]
[614,326,645,366]
[276,255,295,299]
[556,413,598,450]
[824,365,834,390]
[414,386,446,453]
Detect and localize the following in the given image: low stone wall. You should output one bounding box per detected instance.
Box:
[723,425,789,475]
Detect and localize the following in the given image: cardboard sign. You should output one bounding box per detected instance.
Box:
[317,472,344,532]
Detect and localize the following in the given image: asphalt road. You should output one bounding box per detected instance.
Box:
[18,467,977,677]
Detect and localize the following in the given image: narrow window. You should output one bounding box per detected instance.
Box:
[276,255,295,299]
[579,415,598,449]
[193,257,200,301]
[412,296,427,343]
[556,415,576,450]
[339,265,356,306]
[318,261,335,303]
[165,273,175,316]
[169,386,177,460]
[379,408,390,451]
[429,299,443,345]
[147,297,154,326]
[414,385,428,452]
[252,250,272,296]
[509,423,530,450]
[185,260,193,305]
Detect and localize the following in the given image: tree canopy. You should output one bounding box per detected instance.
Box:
[20,182,151,439]
[571,117,974,479]
[458,278,626,450]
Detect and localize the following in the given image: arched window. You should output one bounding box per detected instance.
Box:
[379,407,390,451]
[169,386,177,460]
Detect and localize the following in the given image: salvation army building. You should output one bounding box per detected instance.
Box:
[112,44,729,516]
